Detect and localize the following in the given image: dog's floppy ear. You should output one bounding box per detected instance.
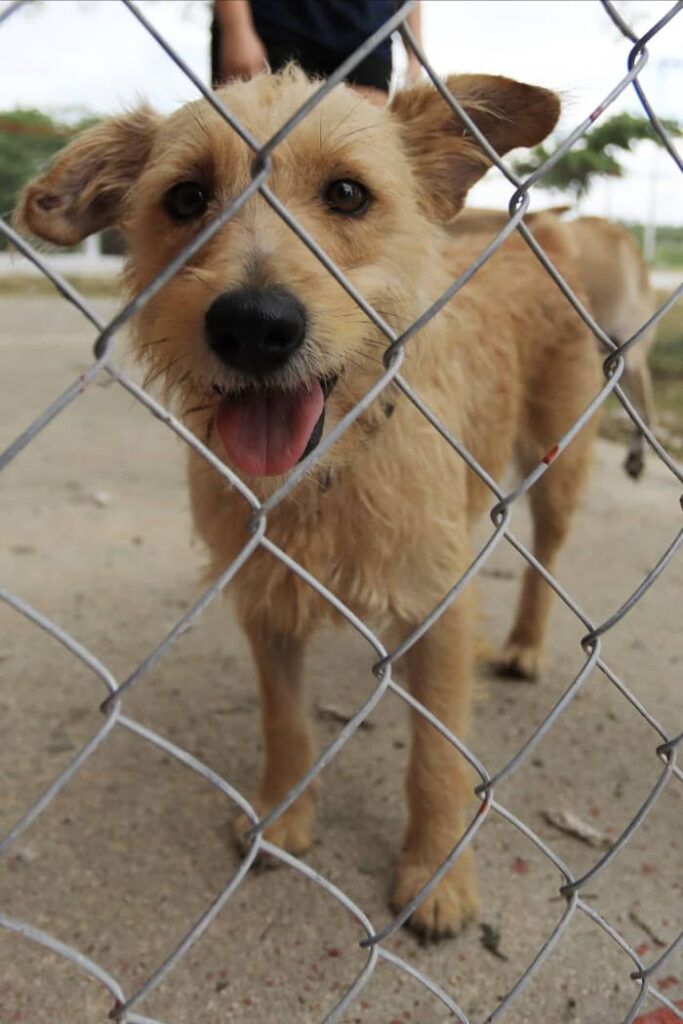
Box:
[391,74,560,222]
[15,107,159,246]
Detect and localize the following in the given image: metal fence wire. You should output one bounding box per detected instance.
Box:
[1,0,682,1021]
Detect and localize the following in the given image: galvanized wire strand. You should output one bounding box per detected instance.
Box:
[109,835,264,1020]
[259,186,398,342]
[375,506,511,667]
[254,347,405,516]
[600,0,640,41]
[0,350,110,472]
[576,902,651,1024]
[643,994,683,1024]
[121,0,260,152]
[625,3,683,174]
[490,798,574,886]
[479,641,602,794]
[257,0,416,162]
[1,0,682,1021]
[255,843,380,1024]
[612,380,683,482]
[560,750,677,895]
[377,946,471,1023]
[362,792,492,947]
[597,660,681,759]
[0,707,119,855]
[110,368,262,508]
[485,895,580,1024]
[636,928,683,981]
[513,219,618,354]
[0,912,127,1005]
[118,715,259,821]
[0,590,122,853]
[384,678,491,784]
[383,195,532,359]
[99,520,266,713]
[0,0,27,28]
[584,525,683,643]
[397,21,522,189]
[0,218,106,330]
[608,282,683,364]
[92,167,271,363]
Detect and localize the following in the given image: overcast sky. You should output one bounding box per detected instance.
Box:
[1,0,681,223]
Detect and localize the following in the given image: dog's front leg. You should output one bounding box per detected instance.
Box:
[393,594,479,938]
[234,617,317,857]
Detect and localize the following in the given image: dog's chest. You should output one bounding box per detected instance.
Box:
[259,465,464,631]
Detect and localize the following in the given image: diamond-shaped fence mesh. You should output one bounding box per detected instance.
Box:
[1,1,682,1022]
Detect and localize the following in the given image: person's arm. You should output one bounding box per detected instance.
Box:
[214,0,268,82]
[404,2,423,84]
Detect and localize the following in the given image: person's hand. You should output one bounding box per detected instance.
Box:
[220,23,268,81]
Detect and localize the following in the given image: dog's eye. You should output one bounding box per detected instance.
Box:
[164,181,209,221]
[324,179,370,216]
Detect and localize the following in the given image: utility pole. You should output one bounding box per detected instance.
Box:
[643,57,683,264]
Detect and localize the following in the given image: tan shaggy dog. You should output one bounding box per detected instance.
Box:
[18,67,601,938]
[452,207,658,478]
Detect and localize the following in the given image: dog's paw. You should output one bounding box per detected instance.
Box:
[494,641,542,681]
[233,792,315,862]
[624,447,645,480]
[392,848,479,940]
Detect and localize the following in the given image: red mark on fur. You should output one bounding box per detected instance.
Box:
[543,444,560,465]
[633,1000,683,1023]
[641,862,657,876]
[636,942,650,957]
[659,978,680,992]
[326,947,341,958]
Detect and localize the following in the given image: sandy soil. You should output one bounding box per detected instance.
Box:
[1,294,682,1024]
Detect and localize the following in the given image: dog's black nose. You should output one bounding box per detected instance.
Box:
[205,286,307,376]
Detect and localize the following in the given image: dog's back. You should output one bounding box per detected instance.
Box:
[569,216,656,343]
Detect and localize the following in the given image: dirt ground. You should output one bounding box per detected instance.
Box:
[1,293,682,1024]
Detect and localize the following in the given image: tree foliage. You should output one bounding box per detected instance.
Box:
[512,112,681,197]
[0,109,98,244]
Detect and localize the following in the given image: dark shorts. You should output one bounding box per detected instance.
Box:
[211,20,392,92]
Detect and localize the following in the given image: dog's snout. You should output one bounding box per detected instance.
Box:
[205,286,307,375]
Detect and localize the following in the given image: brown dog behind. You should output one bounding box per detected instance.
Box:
[452,207,658,478]
[18,67,601,937]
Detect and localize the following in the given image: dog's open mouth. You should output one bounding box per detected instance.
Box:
[214,374,337,478]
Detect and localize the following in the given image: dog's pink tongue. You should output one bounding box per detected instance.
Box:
[215,381,324,477]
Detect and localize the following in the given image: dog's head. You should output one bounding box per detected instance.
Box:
[17,67,558,483]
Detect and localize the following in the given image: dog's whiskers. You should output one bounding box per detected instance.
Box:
[136,335,170,357]
[142,353,189,392]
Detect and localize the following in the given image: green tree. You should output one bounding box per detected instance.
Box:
[0,109,97,247]
[512,112,681,197]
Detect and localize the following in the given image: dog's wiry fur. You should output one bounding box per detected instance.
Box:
[18,67,601,938]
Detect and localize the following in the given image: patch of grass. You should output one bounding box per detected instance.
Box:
[651,290,683,379]
[627,223,683,268]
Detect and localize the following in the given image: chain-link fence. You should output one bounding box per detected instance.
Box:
[1,1,682,1022]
